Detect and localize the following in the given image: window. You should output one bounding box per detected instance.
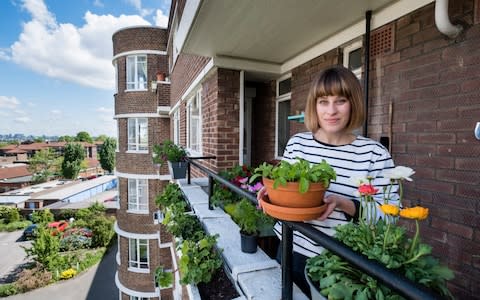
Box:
[130,297,149,300]
[276,76,292,158]
[128,179,148,212]
[126,55,147,90]
[173,109,180,145]
[129,238,149,270]
[343,40,363,79]
[127,118,148,151]
[187,90,201,153]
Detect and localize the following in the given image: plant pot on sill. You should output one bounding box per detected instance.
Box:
[262,177,327,208]
[240,231,257,253]
[156,72,166,81]
[168,161,188,179]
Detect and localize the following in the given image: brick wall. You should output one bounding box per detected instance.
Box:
[369,1,479,297]
[113,27,168,54]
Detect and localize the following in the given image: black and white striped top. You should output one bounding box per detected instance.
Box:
[273,132,398,257]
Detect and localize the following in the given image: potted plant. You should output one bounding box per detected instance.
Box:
[250,158,336,221]
[154,265,173,289]
[153,140,188,179]
[305,166,454,300]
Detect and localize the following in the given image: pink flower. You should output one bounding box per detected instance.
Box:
[358,184,378,196]
[248,182,264,193]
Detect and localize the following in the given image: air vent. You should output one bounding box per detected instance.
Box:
[371,24,394,57]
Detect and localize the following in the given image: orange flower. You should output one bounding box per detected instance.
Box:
[358,184,378,196]
[379,204,400,216]
[399,206,429,220]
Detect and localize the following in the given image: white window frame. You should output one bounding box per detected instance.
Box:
[186,89,202,155]
[127,118,148,153]
[127,178,148,213]
[343,39,363,79]
[173,109,180,145]
[275,74,292,159]
[128,238,149,272]
[126,55,147,91]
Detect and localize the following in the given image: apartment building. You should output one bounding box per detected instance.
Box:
[112,26,176,299]
[111,0,479,298]
[164,0,479,298]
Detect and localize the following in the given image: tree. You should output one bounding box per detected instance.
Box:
[61,143,85,179]
[31,209,54,224]
[28,149,59,183]
[98,137,116,173]
[94,134,108,142]
[57,135,74,142]
[75,131,93,143]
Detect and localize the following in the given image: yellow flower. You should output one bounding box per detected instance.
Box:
[399,206,429,220]
[60,268,77,279]
[379,204,400,216]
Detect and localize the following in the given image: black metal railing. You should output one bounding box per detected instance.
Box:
[185,158,441,300]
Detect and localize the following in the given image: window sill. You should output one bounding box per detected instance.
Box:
[124,89,148,92]
[127,210,149,215]
[128,266,150,273]
[125,150,149,154]
[187,149,202,157]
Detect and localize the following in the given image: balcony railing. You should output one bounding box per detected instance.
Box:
[186,158,442,300]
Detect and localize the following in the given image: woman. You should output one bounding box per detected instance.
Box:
[259,65,398,296]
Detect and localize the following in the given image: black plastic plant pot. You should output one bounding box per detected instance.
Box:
[168,161,188,179]
[240,231,257,253]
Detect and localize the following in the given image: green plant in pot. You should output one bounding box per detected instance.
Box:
[225,198,275,253]
[250,158,336,221]
[155,265,173,289]
[153,140,188,179]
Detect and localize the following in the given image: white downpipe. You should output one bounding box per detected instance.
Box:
[435,0,462,38]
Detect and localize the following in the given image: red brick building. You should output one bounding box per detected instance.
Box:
[112,26,176,299]
[112,0,479,298]
[164,0,479,298]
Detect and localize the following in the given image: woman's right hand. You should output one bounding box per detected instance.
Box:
[256,186,267,208]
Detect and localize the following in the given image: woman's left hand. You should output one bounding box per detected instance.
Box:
[317,194,354,221]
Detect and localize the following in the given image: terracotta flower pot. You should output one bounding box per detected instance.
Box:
[259,196,326,221]
[262,177,326,208]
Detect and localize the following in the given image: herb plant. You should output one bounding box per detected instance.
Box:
[153,140,188,166]
[225,199,275,236]
[155,183,185,210]
[179,234,223,285]
[250,158,336,193]
[162,202,204,242]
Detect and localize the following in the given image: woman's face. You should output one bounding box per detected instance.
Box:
[316,95,351,134]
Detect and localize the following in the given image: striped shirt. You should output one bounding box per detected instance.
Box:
[273,132,398,257]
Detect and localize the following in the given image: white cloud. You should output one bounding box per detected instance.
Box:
[154,9,168,27]
[93,0,104,7]
[51,109,61,115]
[9,0,151,90]
[0,49,11,61]
[0,96,20,109]
[96,106,113,113]
[125,0,153,17]
[14,109,26,115]
[27,102,36,107]
[15,116,31,123]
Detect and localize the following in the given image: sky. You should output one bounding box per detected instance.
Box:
[0,0,171,138]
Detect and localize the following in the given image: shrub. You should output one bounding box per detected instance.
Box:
[15,263,53,292]
[0,283,18,297]
[23,226,60,268]
[31,209,54,224]
[0,220,31,232]
[90,216,115,248]
[60,235,92,251]
[0,206,21,223]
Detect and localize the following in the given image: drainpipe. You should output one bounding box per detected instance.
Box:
[435,0,462,38]
[363,10,372,137]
